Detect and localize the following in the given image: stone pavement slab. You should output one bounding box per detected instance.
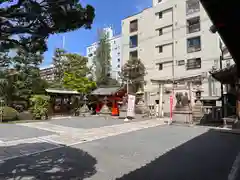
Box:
[49,116,128,129]
[0,124,55,142]
[19,121,82,134]
[19,119,166,146]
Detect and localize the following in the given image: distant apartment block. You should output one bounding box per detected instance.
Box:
[86,27,122,81]
[40,65,54,81]
[121,0,234,111]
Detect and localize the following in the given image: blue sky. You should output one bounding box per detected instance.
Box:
[42,0,152,67]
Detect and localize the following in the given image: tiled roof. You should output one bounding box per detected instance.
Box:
[91,87,121,95]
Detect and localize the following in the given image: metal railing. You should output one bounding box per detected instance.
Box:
[187,23,200,34]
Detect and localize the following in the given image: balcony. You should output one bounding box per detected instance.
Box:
[130,20,138,33]
[129,50,138,60]
[187,46,201,53]
[186,58,201,70]
[129,35,138,48]
[187,17,200,34]
[187,36,201,53]
[186,0,200,15]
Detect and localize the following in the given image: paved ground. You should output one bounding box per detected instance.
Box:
[0,118,239,180]
[0,124,54,142]
[49,116,148,129]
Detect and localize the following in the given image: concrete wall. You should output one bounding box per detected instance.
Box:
[122,0,225,109]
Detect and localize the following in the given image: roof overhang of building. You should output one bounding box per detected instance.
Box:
[91,86,125,96]
[210,64,237,84]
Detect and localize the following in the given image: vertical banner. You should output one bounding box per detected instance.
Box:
[169,95,173,124]
[127,94,136,118]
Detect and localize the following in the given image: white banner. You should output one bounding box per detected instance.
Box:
[127,94,136,118]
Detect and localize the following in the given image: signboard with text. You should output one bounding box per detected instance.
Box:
[127,94,136,118]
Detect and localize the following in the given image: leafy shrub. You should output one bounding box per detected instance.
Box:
[18,111,34,120]
[30,95,50,120]
[0,106,19,121]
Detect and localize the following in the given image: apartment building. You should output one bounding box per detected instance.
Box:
[122,0,235,111]
[40,65,54,81]
[86,27,122,81]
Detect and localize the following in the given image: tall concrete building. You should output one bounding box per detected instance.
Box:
[40,65,54,82]
[122,0,234,111]
[86,27,122,81]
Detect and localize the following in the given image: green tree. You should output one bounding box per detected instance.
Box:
[0,69,17,105]
[51,48,67,88]
[121,58,146,93]
[93,30,112,86]
[0,49,48,106]
[0,0,95,53]
[63,53,96,93]
[12,49,47,99]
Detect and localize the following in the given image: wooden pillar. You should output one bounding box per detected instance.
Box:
[236,80,240,120]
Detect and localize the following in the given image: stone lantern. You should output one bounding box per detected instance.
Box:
[99,96,111,115]
[135,87,149,117]
[192,90,203,122]
[119,94,128,119]
[79,95,90,117]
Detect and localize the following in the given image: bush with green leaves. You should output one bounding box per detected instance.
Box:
[18,111,34,120]
[30,95,50,120]
[0,107,19,121]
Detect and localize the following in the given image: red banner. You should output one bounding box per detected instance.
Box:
[170,95,173,122]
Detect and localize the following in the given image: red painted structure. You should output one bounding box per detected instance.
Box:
[91,87,127,116]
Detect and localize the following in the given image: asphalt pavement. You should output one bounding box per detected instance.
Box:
[0,122,238,180]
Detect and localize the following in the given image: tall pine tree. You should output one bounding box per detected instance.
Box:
[51,48,67,88]
[93,29,119,87]
[93,29,111,86]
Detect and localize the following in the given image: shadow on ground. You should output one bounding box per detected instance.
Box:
[117,129,240,180]
[0,142,97,179]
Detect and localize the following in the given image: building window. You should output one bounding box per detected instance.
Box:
[129,50,138,60]
[187,16,200,34]
[130,19,138,33]
[118,52,120,56]
[177,60,185,66]
[187,36,201,53]
[157,28,163,36]
[130,35,138,48]
[158,63,163,70]
[186,58,201,70]
[117,64,120,68]
[118,58,120,62]
[156,45,163,53]
[88,53,93,57]
[156,11,163,19]
[158,0,162,2]
[186,0,200,15]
